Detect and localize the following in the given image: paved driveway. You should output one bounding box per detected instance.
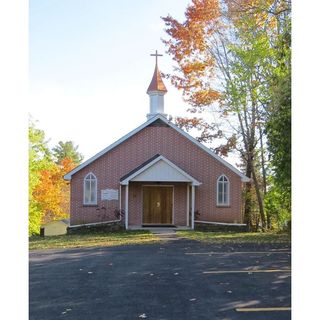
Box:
[29,235,291,320]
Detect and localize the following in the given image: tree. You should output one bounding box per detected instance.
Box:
[33,157,77,224]
[29,120,52,235]
[29,119,80,235]
[52,141,83,165]
[162,0,291,230]
[265,17,291,216]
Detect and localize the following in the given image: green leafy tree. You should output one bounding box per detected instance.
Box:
[265,179,291,230]
[265,19,291,217]
[266,73,291,208]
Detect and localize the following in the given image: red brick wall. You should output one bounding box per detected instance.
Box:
[70,124,244,226]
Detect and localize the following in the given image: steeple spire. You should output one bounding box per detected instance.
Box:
[146,50,167,120]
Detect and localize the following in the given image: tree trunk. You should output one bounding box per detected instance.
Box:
[251,165,266,230]
[243,156,253,231]
[259,125,270,228]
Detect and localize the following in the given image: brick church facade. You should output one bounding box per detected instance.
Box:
[64,53,250,230]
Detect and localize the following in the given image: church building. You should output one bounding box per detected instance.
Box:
[64,52,250,230]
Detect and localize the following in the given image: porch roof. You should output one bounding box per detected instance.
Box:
[120,154,201,186]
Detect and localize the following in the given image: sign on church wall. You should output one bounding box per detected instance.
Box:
[101,189,119,201]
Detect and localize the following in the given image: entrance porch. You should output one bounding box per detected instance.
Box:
[119,155,201,230]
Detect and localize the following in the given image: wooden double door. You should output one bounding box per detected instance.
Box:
[142,186,173,224]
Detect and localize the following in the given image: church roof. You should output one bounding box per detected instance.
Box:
[64,114,250,182]
[120,154,201,186]
[120,154,161,182]
[147,64,167,93]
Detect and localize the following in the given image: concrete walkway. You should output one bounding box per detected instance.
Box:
[148,228,180,241]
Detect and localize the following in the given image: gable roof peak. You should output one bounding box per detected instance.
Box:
[64,114,250,183]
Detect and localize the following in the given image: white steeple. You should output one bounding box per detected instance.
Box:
[146,50,168,120]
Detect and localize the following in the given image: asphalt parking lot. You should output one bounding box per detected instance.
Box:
[29,235,291,320]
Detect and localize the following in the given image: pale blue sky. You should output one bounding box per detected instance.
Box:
[29,0,195,160]
[30,0,187,93]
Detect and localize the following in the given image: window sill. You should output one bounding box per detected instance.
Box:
[83,204,98,207]
[216,205,231,208]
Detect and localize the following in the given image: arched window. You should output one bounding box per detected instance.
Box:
[83,173,97,205]
[217,175,229,206]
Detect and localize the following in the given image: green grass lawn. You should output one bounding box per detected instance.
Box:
[176,230,291,244]
[29,230,291,251]
[29,231,159,250]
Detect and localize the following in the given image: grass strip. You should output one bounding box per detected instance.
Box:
[29,231,159,250]
[176,231,291,244]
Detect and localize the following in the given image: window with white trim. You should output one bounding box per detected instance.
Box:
[217,175,229,206]
[83,173,97,205]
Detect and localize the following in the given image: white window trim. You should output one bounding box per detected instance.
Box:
[216,174,230,206]
[83,172,98,205]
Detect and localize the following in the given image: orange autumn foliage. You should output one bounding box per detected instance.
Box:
[162,0,221,107]
[33,157,77,224]
[162,0,288,108]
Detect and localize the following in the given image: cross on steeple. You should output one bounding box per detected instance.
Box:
[150,50,163,66]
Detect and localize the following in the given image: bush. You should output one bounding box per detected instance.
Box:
[264,185,291,230]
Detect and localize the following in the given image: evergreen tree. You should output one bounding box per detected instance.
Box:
[52,141,83,165]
